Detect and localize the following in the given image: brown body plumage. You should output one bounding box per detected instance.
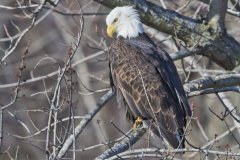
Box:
[109,33,191,148]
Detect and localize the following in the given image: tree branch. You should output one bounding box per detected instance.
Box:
[184,73,240,93]
[95,126,147,160]
[107,148,240,159]
[207,0,228,29]
[95,0,240,70]
[56,89,114,158]
[187,86,240,97]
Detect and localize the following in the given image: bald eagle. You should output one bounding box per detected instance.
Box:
[106,6,191,149]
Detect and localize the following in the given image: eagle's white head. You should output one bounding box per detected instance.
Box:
[106,6,144,39]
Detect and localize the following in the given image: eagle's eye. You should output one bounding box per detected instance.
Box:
[113,18,118,23]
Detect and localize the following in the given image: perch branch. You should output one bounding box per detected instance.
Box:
[95,126,147,160]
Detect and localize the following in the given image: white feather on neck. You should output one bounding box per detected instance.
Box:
[117,17,144,39]
[106,6,144,39]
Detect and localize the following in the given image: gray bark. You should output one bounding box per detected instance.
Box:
[95,0,240,70]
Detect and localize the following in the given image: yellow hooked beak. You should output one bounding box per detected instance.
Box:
[107,24,116,38]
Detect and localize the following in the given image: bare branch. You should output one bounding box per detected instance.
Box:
[184,74,240,94]
[107,147,240,159]
[207,0,228,28]
[187,86,240,97]
[0,0,61,63]
[95,126,147,160]
[56,89,114,158]
[0,51,106,89]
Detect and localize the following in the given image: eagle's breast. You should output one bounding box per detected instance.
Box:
[109,38,176,119]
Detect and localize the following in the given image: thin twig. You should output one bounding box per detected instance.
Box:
[56,89,114,158]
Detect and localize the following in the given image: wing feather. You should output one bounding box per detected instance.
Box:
[109,34,190,148]
[124,34,192,118]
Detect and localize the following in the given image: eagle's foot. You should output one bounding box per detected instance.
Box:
[133,117,143,129]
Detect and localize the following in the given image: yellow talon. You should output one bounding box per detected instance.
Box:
[133,117,143,129]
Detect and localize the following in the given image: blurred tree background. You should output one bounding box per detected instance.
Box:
[0,0,240,159]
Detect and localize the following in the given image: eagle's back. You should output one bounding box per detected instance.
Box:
[108,34,190,149]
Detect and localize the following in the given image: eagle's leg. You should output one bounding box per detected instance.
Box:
[133,117,143,129]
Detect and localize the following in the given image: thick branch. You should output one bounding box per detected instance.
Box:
[187,86,240,97]
[199,0,240,17]
[95,0,240,70]
[207,0,228,28]
[184,74,240,94]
